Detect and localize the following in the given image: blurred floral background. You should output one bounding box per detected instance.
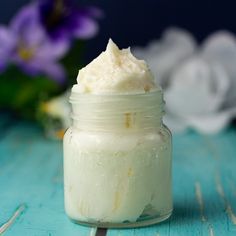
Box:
[0,0,103,138]
[133,29,236,134]
[1,0,236,138]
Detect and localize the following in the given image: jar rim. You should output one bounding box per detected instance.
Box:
[70,87,164,131]
[70,87,162,103]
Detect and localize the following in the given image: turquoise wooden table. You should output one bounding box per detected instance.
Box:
[0,116,236,236]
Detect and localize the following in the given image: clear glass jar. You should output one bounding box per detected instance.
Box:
[63,88,172,228]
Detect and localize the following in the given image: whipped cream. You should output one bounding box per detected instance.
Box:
[72,39,157,94]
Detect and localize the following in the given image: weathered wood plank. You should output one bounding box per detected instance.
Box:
[0,122,236,235]
[0,122,92,236]
[108,129,236,236]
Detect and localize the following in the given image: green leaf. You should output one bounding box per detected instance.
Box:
[61,41,85,85]
[0,66,64,120]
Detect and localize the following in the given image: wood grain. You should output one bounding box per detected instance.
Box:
[0,121,236,235]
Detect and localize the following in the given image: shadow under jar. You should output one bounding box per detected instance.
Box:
[63,88,172,228]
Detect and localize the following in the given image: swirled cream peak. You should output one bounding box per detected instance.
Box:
[73,39,157,94]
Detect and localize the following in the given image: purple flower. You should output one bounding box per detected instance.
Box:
[0,27,16,71]
[0,0,102,82]
[38,0,103,40]
[0,4,69,82]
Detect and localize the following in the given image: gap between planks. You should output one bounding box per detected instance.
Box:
[195,181,215,236]
[0,204,26,234]
[215,174,236,225]
[195,182,207,222]
[90,227,107,236]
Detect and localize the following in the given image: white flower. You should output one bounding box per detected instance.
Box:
[164,57,233,134]
[202,31,236,108]
[133,28,196,87]
[133,28,236,134]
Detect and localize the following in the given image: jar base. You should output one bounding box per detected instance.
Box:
[69,210,172,229]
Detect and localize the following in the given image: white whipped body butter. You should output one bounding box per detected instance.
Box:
[63,39,172,228]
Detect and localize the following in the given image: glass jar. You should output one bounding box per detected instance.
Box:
[63,88,172,228]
